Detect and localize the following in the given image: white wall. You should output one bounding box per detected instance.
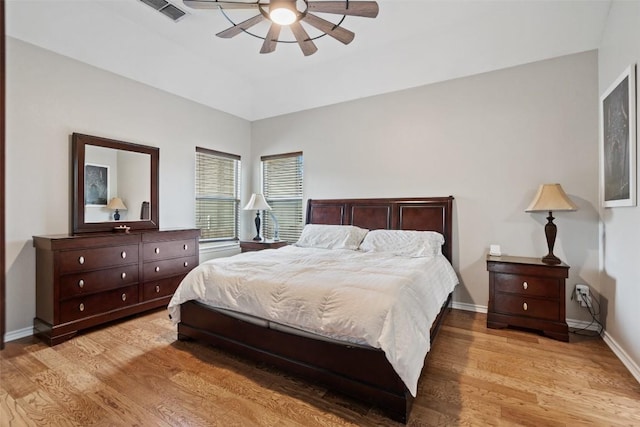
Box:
[597,0,640,380]
[5,38,251,335]
[252,51,600,322]
[4,37,614,361]
[117,149,151,222]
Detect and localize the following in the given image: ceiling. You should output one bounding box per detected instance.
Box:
[6,0,611,121]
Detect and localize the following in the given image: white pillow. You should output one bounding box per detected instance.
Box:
[295,224,369,250]
[359,229,444,258]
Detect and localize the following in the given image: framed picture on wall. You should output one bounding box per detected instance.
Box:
[85,163,109,206]
[600,64,637,208]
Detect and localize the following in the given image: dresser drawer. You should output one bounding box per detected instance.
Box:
[143,256,197,281]
[59,285,139,323]
[493,273,560,298]
[493,293,560,321]
[142,275,184,301]
[59,264,139,299]
[58,244,139,274]
[143,239,196,261]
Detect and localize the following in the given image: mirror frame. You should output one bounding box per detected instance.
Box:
[72,133,159,234]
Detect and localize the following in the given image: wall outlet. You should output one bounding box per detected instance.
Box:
[575,284,591,308]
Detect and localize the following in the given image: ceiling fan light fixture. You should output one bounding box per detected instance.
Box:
[186,0,380,56]
[269,1,298,25]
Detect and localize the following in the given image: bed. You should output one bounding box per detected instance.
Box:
[170,197,456,423]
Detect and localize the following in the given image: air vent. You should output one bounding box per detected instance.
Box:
[159,4,186,21]
[139,0,186,22]
[140,0,169,10]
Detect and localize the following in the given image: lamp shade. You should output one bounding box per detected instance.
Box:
[107,197,127,211]
[243,193,271,211]
[525,184,577,212]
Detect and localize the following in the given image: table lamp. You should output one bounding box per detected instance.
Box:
[243,193,271,241]
[525,183,577,264]
[107,197,127,221]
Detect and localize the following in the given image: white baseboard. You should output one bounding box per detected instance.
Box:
[566,318,600,332]
[450,302,599,332]
[451,301,487,313]
[4,326,34,343]
[602,330,640,384]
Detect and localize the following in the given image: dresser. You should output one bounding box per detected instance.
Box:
[240,240,288,252]
[486,255,569,341]
[33,229,199,345]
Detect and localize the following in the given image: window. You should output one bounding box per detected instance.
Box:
[262,152,304,242]
[195,147,241,241]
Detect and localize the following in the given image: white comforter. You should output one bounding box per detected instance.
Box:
[168,245,458,396]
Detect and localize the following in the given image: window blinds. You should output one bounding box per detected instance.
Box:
[262,152,304,243]
[195,147,241,241]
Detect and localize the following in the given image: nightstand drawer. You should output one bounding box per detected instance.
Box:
[494,293,560,321]
[493,273,560,298]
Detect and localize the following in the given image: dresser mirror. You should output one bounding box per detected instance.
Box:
[72,133,159,234]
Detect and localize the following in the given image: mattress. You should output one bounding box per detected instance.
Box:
[168,245,458,396]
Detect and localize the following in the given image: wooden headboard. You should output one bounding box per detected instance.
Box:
[306,197,454,262]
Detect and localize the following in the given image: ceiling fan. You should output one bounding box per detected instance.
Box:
[183,0,379,56]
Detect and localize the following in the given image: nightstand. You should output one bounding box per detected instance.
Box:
[487,255,569,341]
[240,240,288,253]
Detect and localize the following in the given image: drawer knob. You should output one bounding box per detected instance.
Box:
[155,285,160,293]
[78,279,85,289]
[121,272,127,280]
[523,302,528,311]
[79,303,85,312]
[122,293,127,301]
[523,281,528,290]
[184,261,189,267]
[155,247,160,254]
[121,251,127,259]
[155,266,160,272]
[78,256,85,265]
[183,244,188,251]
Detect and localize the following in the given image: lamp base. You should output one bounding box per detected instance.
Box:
[541,211,561,265]
[541,254,562,265]
[253,211,262,241]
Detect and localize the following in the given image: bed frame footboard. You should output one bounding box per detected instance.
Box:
[177,293,452,423]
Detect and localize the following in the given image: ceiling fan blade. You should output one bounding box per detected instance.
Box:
[260,23,282,54]
[303,13,355,45]
[307,1,379,18]
[184,0,261,10]
[216,14,265,38]
[290,21,318,56]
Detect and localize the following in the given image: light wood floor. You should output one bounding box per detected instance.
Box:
[1,309,639,426]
